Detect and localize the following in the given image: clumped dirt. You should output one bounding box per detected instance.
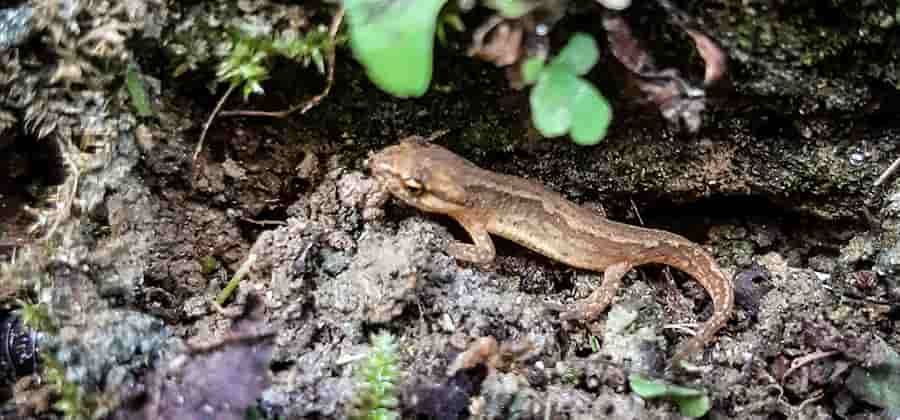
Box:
[21,65,892,420]
[2,1,900,419]
[120,115,899,419]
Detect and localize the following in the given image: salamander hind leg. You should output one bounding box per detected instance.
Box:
[561,262,631,321]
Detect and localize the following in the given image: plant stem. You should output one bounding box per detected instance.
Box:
[193,83,236,165]
[215,252,257,306]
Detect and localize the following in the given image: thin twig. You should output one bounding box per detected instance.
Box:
[794,390,825,419]
[629,199,645,225]
[239,217,288,226]
[219,6,345,119]
[214,252,257,306]
[780,350,840,382]
[662,323,698,336]
[187,329,277,354]
[193,83,237,165]
[820,283,891,305]
[875,155,900,186]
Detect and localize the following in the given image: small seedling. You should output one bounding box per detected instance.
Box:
[214,253,257,307]
[589,335,601,353]
[349,332,401,420]
[125,63,152,117]
[629,374,711,418]
[17,299,56,334]
[196,23,339,163]
[43,356,96,420]
[523,32,612,146]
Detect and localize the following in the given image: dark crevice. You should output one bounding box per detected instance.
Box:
[636,194,820,234]
[0,131,67,257]
[237,206,290,242]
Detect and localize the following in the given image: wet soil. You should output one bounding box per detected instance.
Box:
[113,53,900,418]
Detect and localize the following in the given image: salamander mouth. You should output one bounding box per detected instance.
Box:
[370,164,400,184]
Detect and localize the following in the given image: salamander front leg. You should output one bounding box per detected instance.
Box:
[561,262,632,321]
[447,216,496,265]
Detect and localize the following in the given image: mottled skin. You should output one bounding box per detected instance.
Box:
[368,139,734,364]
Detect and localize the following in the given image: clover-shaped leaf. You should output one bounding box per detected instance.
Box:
[530,65,579,137]
[629,374,711,418]
[526,32,611,145]
[569,77,612,144]
[551,32,599,76]
[521,56,545,85]
[346,0,447,97]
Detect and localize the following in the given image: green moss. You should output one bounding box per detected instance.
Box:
[165,2,242,79]
[44,355,101,420]
[559,365,582,385]
[199,255,218,275]
[718,0,898,72]
[17,300,57,334]
[349,332,401,420]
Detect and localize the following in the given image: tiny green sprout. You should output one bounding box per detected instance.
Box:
[17,299,56,334]
[525,32,612,146]
[125,63,153,117]
[561,366,581,384]
[217,31,271,100]
[271,25,333,75]
[589,335,601,353]
[216,25,337,101]
[629,374,711,418]
[199,255,218,275]
[44,355,95,420]
[345,0,447,97]
[350,332,401,420]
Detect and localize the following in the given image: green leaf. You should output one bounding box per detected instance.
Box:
[528,63,611,144]
[125,64,153,117]
[529,65,580,137]
[629,374,671,398]
[845,337,900,410]
[312,48,325,74]
[629,375,711,418]
[569,78,612,145]
[526,32,611,145]
[551,33,599,76]
[520,56,545,85]
[345,0,448,97]
[484,0,534,18]
[673,395,712,418]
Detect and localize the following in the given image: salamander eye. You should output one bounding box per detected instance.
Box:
[403,178,424,195]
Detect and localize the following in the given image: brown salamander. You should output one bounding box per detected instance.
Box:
[368,139,734,364]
